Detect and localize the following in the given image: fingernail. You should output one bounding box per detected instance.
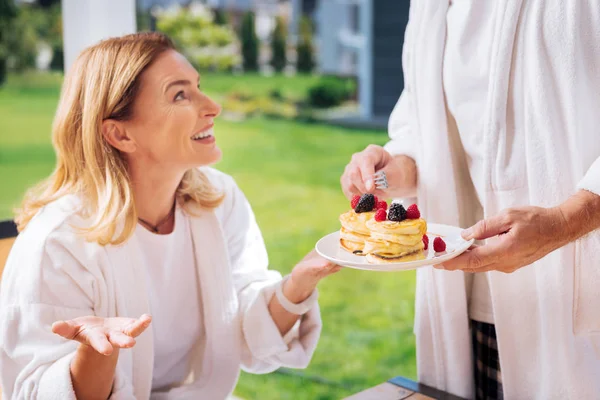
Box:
[462,228,473,240]
[365,180,373,191]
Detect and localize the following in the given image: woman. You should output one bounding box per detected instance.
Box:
[341,2,600,400]
[0,32,339,399]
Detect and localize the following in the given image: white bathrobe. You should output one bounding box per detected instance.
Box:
[385,1,600,399]
[0,168,321,399]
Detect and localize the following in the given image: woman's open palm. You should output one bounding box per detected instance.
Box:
[51,314,152,356]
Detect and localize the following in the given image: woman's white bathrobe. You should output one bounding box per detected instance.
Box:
[0,168,321,399]
[385,1,600,399]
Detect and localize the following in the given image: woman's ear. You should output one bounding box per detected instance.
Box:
[102,120,136,153]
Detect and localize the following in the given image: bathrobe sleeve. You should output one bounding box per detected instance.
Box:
[0,226,99,400]
[577,156,600,196]
[383,7,421,165]
[573,156,600,335]
[0,211,136,400]
[219,174,322,374]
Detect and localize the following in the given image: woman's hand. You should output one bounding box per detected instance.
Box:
[340,145,417,199]
[52,314,152,356]
[268,251,340,335]
[287,250,341,302]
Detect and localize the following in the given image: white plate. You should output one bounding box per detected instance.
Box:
[315,223,474,272]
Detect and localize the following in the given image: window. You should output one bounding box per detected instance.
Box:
[349,3,360,33]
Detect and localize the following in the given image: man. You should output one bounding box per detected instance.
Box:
[341,2,600,399]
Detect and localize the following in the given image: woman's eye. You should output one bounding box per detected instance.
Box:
[174,91,186,101]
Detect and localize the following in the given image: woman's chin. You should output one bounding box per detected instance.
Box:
[192,148,222,167]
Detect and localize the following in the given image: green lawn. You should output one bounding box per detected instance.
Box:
[0,72,417,399]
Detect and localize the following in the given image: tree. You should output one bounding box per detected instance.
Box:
[155,4,239,72]
[5,4,38,73]
[37,0,60,8]
[270,16,287,73]
[296,16,315,74]
[0,0,18,86]
[213,8,228,26]
[240,11,258,72]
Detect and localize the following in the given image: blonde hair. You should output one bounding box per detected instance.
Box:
[15,32,224,245]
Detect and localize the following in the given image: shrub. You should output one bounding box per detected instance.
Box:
[270,16,287,73]
[0,0,18,85]
[296,16,314,73]
[307,76,356,108]
[240,11,258,72]
[213,8,228,26]
[155,3,239,72]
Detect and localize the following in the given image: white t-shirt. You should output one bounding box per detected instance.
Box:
[443,0,495,324]
[136,207,203,391]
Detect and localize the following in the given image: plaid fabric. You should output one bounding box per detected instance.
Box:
[471,320,504,400]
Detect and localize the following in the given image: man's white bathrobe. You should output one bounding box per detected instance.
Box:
[385,1,600,399]
[0,169,321,399]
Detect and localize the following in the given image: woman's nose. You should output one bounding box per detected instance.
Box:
[198,93,221,118]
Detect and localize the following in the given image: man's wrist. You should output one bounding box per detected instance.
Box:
[557,189,600,242]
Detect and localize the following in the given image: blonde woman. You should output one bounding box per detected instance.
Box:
[0,32,340,399]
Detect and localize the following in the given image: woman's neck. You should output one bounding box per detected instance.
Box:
[129,163,184,231]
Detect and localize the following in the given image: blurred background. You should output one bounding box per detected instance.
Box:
[0,0,414,398]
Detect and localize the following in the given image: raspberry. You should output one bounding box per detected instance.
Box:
[377,200,388,210]
[374,209,387,222]
[351,195,360,209]
[433,237,446,252]
[422,234,429,250]
[406,204,421,219]
[373,196,379,209]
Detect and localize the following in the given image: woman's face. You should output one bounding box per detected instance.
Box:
[120,49,222,171]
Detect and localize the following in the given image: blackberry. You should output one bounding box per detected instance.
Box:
[388,203,407,222]
[354,193,375,213]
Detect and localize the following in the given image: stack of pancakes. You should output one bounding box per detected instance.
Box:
[339,209,376,255]
[363,217,427,263]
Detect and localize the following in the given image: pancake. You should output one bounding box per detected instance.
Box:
[339,209,376,254]
[363,216,427,263]
[339,226,370,243]
[339,210,376,236]
[363,237,424,256]
[366,218,427,237]
[340,238,367,255]
[366,246,426,264]
[339,226,370,255]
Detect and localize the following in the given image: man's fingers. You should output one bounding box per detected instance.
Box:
[462,213,512,241]
[348,166,368,194]
[438,240,510,271]
[358,161,376,192]
[341,175,361,200]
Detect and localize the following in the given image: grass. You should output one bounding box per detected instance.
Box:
[0,72,417,399]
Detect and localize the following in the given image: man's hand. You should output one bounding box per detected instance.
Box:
[439,190,600,273]
[340,145,417,199]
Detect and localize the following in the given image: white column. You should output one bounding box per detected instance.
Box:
[61,0,137,73]
[358,0,373,120]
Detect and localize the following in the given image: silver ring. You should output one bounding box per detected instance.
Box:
[373,170,388,189]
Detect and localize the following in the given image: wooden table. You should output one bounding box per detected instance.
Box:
[344,376,468,400]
